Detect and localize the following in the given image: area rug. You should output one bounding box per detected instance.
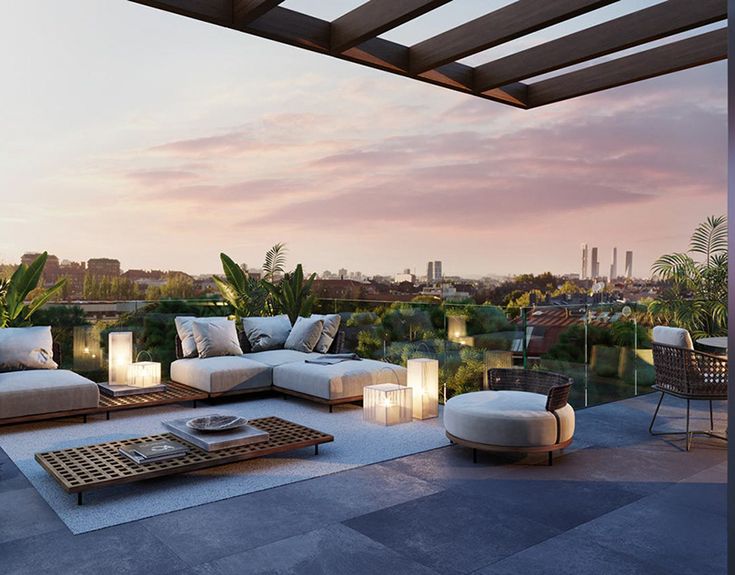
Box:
[0,398,446,534]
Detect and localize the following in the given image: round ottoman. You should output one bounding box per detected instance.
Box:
[444,381,575,465]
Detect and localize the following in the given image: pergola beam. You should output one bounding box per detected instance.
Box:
[232,0,286,28]
[331,0,451,54]
[409,0,619,75]
[527,28,727,107]
[476,0,727,91]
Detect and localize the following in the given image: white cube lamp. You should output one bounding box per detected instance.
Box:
[407,358,439,419]
[363,384,412,426]
[127,351,161,388]
[108,332,133,385]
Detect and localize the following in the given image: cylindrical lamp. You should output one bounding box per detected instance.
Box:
[108,332,133,385]
[407,358,439,419]
[127,360,161,388]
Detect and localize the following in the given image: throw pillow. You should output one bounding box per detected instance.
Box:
[310,314,342,353]
[284,316,325,353]
[0,326,58,371]
[242,315,292,351]
[191,318,243,358]
[175,316,231,358]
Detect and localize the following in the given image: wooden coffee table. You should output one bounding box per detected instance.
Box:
[35,416,333,504]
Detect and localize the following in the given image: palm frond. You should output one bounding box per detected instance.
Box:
[263,243,287,281]
[689,215,727,264]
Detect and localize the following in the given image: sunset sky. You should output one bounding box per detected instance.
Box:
[0,1,726,279]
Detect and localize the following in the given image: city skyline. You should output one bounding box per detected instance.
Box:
[0,2,726,278]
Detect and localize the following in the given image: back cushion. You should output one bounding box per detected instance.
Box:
[652,326,694,349]
[0,326,58,371]
[310,314,342,354]
[242,315,292,352]
[175,316,231,358]
[191,318,243,358]
[284,316,324,353]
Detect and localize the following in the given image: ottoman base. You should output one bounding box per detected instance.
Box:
[445,431,572,466]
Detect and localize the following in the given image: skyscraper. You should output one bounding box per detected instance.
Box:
[426,261,434,283]
[591,247,599,278]
[610,247,618,280]
[434,261,442,281]
[625,251,633,279]
[581,244,588,279]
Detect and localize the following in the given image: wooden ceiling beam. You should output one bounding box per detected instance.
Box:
[476,0,727,91]
[232,0,286,28]
[130,0,231,25]
[527,28,727,107]
[330,0,451,54]
[408,0,618,75]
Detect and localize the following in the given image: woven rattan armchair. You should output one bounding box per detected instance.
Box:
[650,342,727,451]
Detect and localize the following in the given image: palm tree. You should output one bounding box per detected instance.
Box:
[650,215,727,338]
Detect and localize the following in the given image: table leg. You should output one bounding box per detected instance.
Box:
[77,492,83,506]
[314,444,319,456]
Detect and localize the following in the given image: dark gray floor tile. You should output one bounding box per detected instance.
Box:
[0,487,65,544]
[477,529,670,575]
[253,461,442,523]
[568,494,726,574]
[141,491,329,566]
[452,478,647,532]
[0,448,31,493]
[190,524,440,575]
[345,489,560,574]
[0,522,186,575]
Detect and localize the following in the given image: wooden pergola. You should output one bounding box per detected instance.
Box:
[130,0,727,109]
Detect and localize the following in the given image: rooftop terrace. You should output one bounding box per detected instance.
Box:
[0,392,726,574]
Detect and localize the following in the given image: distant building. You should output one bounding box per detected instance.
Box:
[591,247,599,278]
[610,247,618,281]
[59,260,86,295]
[21,252,59,285]
[338,268,347,280]
[581,244,588,279]
[625,250,633,279]
[87,258,121,277]
[426,261,434,283]
[394,272,415,284]
[434,261,443,281]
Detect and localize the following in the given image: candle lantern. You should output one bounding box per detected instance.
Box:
[363,384,412,426]
[407,358,439,419]
[108,332,133,385]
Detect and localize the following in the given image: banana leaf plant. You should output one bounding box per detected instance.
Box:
[0,252,67,328]
[211,253,267,322]
[264,264,317,325]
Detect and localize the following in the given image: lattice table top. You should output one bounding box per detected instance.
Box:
[35,417,334,494]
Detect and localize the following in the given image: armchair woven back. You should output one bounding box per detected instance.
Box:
[487,368,573,412]
[652,343,727,399]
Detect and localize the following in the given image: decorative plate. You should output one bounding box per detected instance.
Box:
[185,414,248,432]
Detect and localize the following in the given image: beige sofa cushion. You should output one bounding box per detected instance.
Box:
[0,370,99,419]
[170,356,271,394]
[444,390,575,448]
[273,359,407,400]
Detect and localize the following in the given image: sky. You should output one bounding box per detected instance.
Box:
[0,1,726,279]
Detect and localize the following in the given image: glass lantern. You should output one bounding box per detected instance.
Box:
[363,384,413,426]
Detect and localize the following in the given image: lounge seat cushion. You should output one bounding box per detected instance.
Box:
[170,356,271,394]
[273,359,407,400]
[244,350,319,367]
[0,370,99,420]
[444,390,574,448]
